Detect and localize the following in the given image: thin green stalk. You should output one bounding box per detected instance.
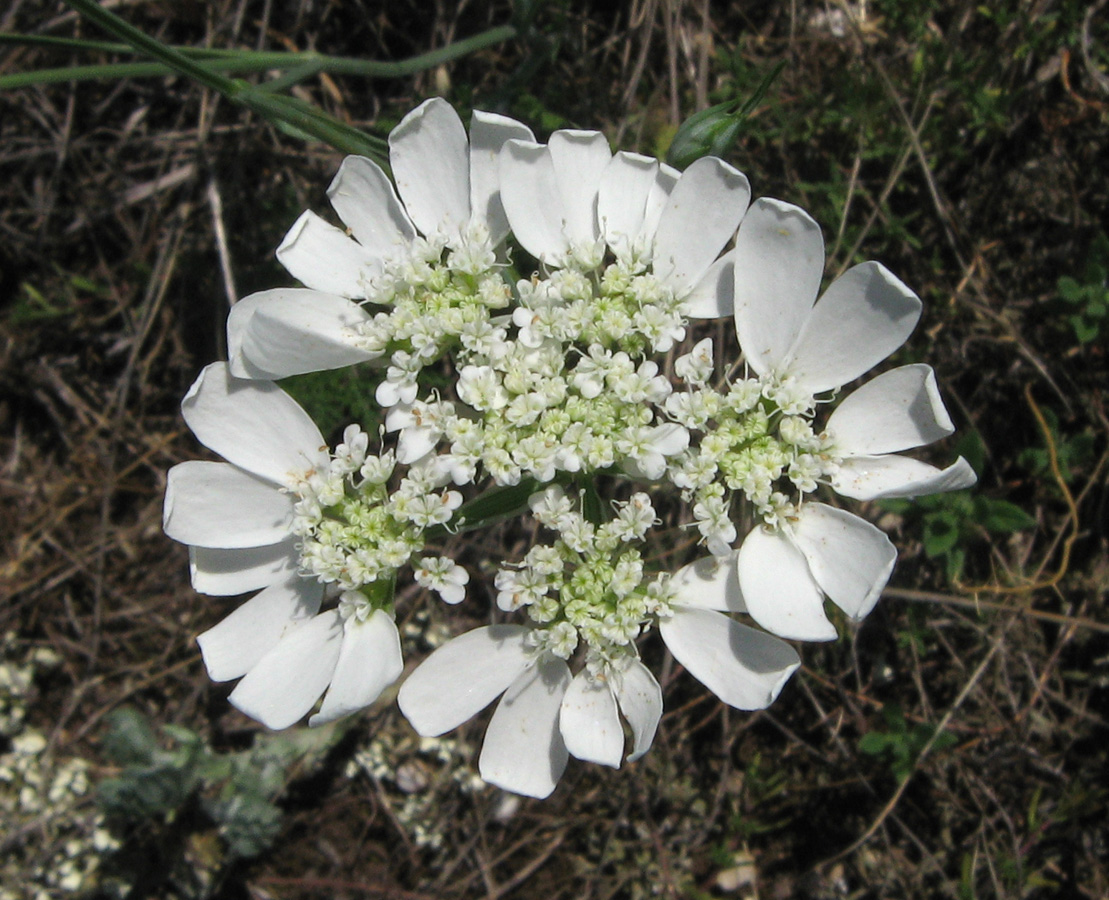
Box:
[61,0,240,94]
[7,1,515,160]
[0,24,517,89]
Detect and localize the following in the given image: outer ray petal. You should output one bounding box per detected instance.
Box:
[737,526,837,641]
[791,504,896,621]
[832,455,978,500]
[641,163,679,240]
[733,198,825,376]
[398,625,532,736]
[389,98,470,242]
[614,660,662,762]
[326,155,416,258]
[786,261,922,393]
[310,610,403,726]
[548,130,611,248]
[671,552,746,613]
[163,461,294,548]
[598,151,657,256]
[480,657,571,798]
[659,607,800,709]
[276,210,380,298]
[181,363,327,485]
[189,539,299,596]
[559,671,623,768]
[653,157,750,293]
[196,576,323,682]
[228,289,376,380]
[683,250,735,318]
[500,140,569,265]
[228,610,343,730]
[469,111,536,243]
[825,364,954,456]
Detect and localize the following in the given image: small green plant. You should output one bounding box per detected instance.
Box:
[857,703,958,783]
[99,708,340,861]
[1016,407,1096,485]
[1055,231,1109,345]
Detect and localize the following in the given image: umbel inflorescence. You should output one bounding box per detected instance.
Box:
[163,98,976,798]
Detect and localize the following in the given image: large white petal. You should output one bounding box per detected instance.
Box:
[326,155,416,258]
[559,670,623,768]
[659,607,800,710]
[641,162,679,240]
[228,288,375,380]
[196,576,323,681]
[786,261,922,394]
[653,157,750,294]
[189,539,299,596]
[310,609,403,726]
[598,152,657,256]
[389,98,470,242]
[180,363,326,485]
[398,625,532,736]
[548,130,611,248]
[469,110,535,244]
[228,610,343,729]
[480,657,571,798]
[732,198,824,376]
[276,210,379,298]
[164,461,294,548]
[614,660,662,762]
[672,552,746,613]
[832,455,977,500]
[683,249,735,318]
[737,526,837,641]
[825,364,954,456]
[791,504,896,621]
[499,140,569,265]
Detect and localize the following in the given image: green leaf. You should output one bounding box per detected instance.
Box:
[858,732,895,755]
[978,499,1036,533]
[953,430,987,477]
[923,513,960,557]
[666,60,785,167]
[447,478,543,534]
[101,708,159,767]
[1071,316,1100,343]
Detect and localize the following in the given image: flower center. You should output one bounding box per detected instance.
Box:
[290,426,461,609]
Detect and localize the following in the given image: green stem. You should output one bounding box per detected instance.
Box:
[0,24,516,89]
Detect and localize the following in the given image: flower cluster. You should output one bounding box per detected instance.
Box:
[165,98,975,798]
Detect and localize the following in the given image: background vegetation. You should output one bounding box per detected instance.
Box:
[1,1,1106,897]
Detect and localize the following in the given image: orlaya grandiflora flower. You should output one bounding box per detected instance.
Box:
[498,133,750,317]
[226,97,534,381]
[162,362,401,728]
[397,626,663,798]
[728,197,977,641]
[395,557,800,799]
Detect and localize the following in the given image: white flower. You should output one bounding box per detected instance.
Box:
[162,363,402,728]
[662,555,801,708]
[397,626,662,798]
[414,556,470,605]
[726,198,976,640]
[499,138,750,316]
[227,98,534,380]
